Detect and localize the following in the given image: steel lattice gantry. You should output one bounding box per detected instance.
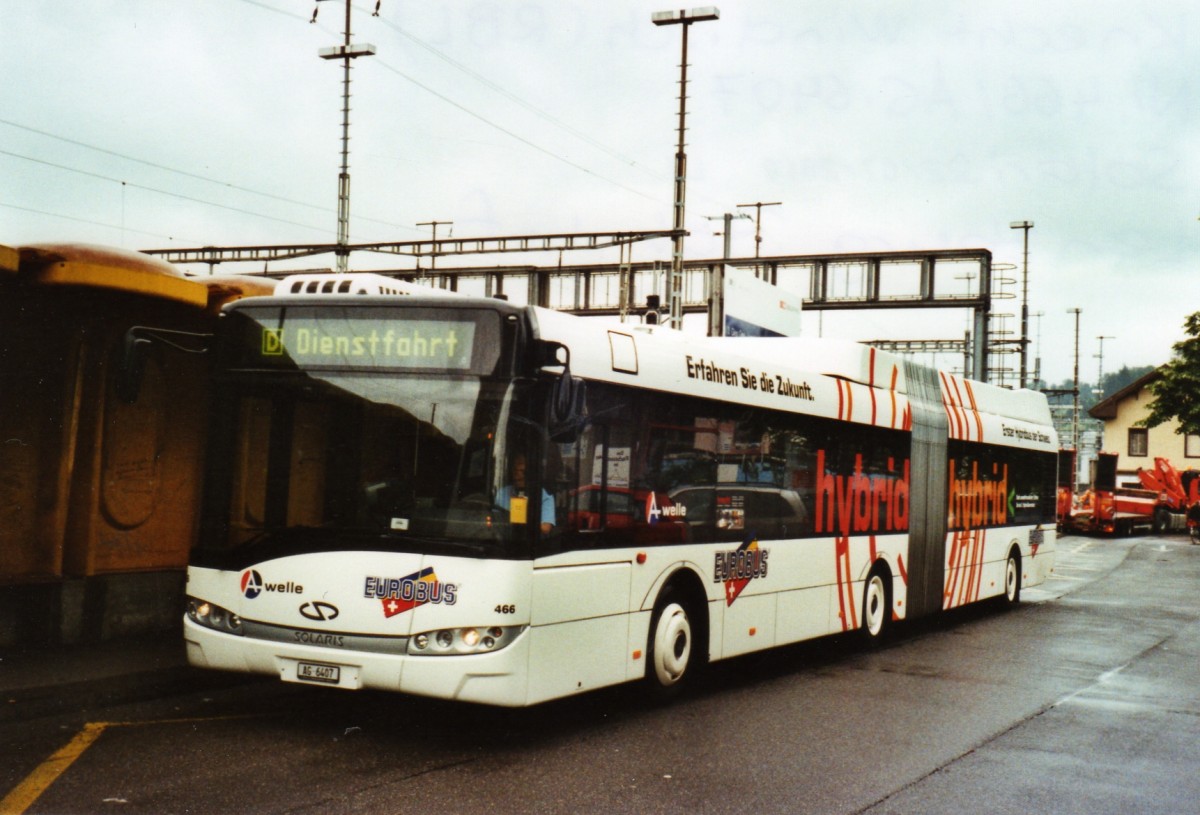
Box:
[145,239,994,382]
[142,230,680,267]
[410,249,994,381]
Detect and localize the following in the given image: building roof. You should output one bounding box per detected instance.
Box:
[1088,368,1161,420]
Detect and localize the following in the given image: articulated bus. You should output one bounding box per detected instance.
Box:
[182,274,1058,706]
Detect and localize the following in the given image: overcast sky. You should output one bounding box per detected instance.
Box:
[4,1,1197,386]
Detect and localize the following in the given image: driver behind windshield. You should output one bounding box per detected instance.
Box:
[494,453,554,534]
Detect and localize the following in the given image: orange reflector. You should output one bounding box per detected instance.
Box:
[636,552,647,564]
[749,627,757,636]
[633,650,642,660]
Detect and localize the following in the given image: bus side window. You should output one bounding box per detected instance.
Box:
[629,393,716,544]
[559,427,632,540]
[557,381,635,546]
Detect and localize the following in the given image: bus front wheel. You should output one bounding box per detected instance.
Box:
[646,589,700,698]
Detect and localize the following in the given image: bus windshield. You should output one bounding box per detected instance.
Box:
[197,368,539,563]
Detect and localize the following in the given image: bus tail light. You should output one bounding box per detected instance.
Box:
[407,625,524,655]
[187,597,244,636]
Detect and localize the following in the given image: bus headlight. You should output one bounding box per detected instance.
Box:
[187,597,244,636]
[407,625,524,655]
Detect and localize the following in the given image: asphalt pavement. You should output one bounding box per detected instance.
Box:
[0,533,1191,722]
[0,626,193,723]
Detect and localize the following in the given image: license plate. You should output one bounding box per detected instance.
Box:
[296,661,341,685]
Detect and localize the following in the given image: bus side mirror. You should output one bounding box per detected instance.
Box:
[115,330,153,404]
[113,326,212,404]
[536,340,569,369]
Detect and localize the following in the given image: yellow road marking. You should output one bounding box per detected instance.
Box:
[0,722,108,815]
[0,714,264,815]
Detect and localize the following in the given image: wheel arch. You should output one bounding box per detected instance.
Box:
[637,560,709,612]
[858,553,899,619]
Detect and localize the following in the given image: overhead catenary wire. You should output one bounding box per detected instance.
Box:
[371,14,665,183]
[0,201,199,243]
[0,148,334,236]
[284,0,712,212]
[10,1,725,247]
[292,0,733,229]
[0,118,417,234]
[289,0,672,186]
[370,60,661,205]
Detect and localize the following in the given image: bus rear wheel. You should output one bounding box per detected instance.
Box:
[1003,548,1021,605]
[861,568,891,643]
[646,588,700,698]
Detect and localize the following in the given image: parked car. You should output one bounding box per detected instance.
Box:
[669,484,810,542]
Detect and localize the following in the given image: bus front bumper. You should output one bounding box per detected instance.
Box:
[183,616,532,706]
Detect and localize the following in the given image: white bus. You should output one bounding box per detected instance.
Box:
[183,276,1057,706]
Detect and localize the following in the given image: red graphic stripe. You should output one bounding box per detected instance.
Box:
[869,349,878,425]
[943,529,990,609]
[963,379,984,442]
[938,371,962,439]
[890,366,899,428]
[951,376,976,442]
[835,536,849,630]
[972,529,987,600]
[835,535,858,631]
[952,375,970,440]
[945,376,964,439]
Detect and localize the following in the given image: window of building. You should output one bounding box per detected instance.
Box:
[1186,434,1200,459]
[1128,428,1149,458]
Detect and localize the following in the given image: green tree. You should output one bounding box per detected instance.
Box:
[1142,312,1200,434]
[1100,365,1153,400]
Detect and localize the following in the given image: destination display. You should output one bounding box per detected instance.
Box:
[226,306,500,373]
[260,318,474,368]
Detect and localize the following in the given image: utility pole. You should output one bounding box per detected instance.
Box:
[1095,335,1115,395]
[1068,308,1082,482]
[417,220,453,284]
[318,0,377,273]
[703,209,748,337]
[738,201,782,260]
[652,7,720,329]
[1031,310,1045,388]
[1009,220,1034,388]
[703,212,751,259]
